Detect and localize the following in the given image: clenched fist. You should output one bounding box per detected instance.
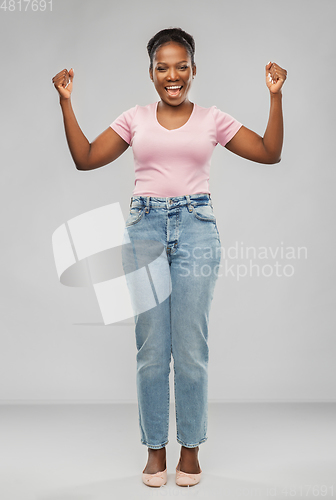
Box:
[266,62,287,94]
[52,68,74,100]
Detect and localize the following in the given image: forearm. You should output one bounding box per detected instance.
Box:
[59,98,90,170]
[262,92,283,163]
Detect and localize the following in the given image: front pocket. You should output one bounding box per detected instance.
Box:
[125,206,145,227]
[192,204,216,222]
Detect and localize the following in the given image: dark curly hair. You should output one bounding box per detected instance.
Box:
[147,27,195,71]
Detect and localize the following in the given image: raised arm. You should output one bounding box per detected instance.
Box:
[52,68,129,171]
[225,62,287,164]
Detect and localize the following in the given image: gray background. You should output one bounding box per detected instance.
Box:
[1,0,335,402]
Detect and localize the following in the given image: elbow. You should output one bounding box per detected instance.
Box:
[75,146,92,170]
[262,140,282,164]
[75,162,89,171]
[271,155,282,164]
[264,153,282,165]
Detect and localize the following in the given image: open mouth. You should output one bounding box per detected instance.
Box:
[165,86,183,97]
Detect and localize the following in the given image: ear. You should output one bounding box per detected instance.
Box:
[193,64,197,78]
[149,68,153,82]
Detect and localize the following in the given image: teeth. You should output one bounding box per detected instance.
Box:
[166,86,182,89]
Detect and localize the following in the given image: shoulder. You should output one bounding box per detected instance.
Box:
[193,102,216,114]
[209,105,242,127]
[192,103,224,121]
[137,102,156,110]
[209,105,230,118]
[110,102,152,126]
[122,102,156,121]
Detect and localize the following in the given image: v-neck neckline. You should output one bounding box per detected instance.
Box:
[154,101,196,132]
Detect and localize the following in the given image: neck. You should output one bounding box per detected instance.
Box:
[158,98,193,113]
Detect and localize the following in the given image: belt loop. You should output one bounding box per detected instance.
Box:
[130,196,133,207]
[186,194,192,211]
[145,196,150,213]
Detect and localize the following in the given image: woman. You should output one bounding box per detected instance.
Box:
[52,27,287,488]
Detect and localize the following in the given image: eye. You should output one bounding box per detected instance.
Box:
[156,66,188,71]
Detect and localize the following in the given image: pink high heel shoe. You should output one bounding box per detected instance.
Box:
[142,467,167,487]
[175,460,202,486]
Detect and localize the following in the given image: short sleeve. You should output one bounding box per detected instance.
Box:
[211,106,243,147]
[109,105,138,145]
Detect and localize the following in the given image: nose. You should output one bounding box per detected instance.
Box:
[167,67,178,81]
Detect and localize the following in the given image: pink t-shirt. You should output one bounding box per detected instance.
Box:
[110,101,242,197]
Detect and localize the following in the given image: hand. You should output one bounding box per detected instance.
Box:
[52,68,74,100]
[265,62,287,94]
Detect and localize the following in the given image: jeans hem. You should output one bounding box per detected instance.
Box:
[142,440,169,449]
[177,436,208,448]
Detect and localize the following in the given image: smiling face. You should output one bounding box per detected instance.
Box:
[149,41,196,107]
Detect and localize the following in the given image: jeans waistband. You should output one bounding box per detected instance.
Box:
[130,193,212,211]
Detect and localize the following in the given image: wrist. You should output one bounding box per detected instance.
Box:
[269,90,282,98]
[59,96,71,106]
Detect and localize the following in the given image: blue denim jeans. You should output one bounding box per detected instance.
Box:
[121,193,222,449]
